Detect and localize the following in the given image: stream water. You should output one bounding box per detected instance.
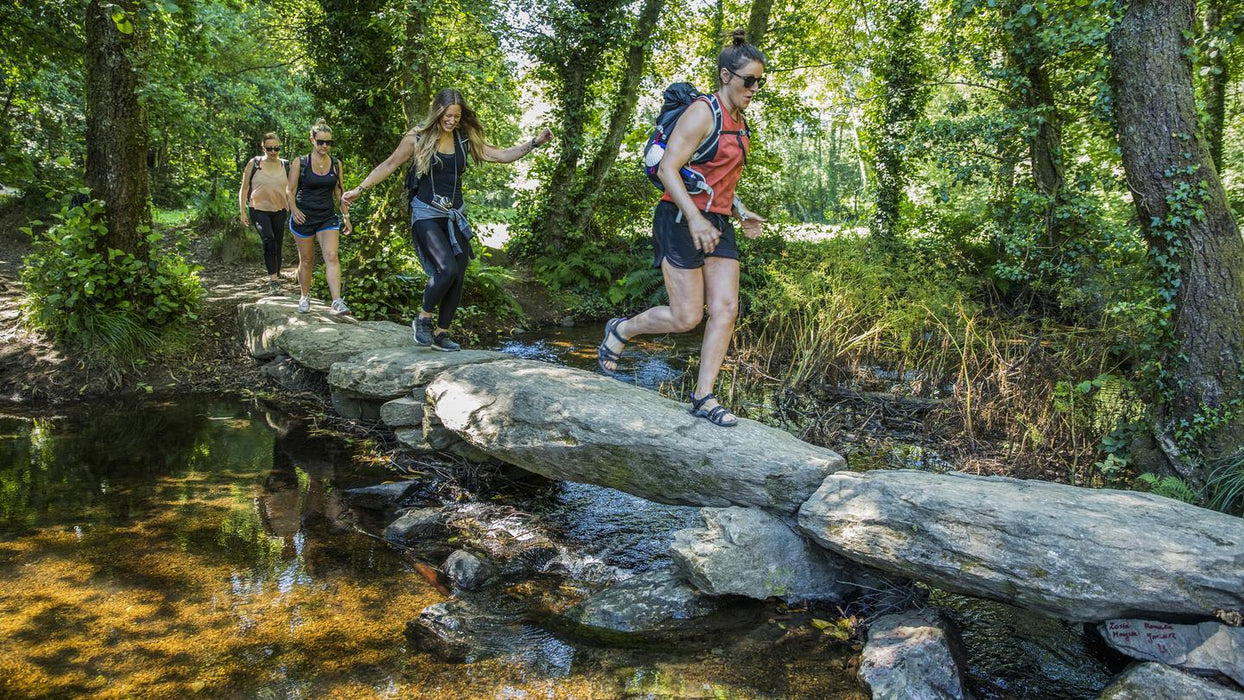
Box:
[0,327,1119,698]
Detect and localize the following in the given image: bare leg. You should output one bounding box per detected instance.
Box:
[600,260,706,372]
[295,236,316,296]
[318,230,342,300]
[693,257,741,419]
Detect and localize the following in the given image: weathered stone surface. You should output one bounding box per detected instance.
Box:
[424,413,493,464]
[426,359,846,514]
[384,507,445,545]
[1100,663,1244,700]
[328,347,508,400]
[330,392,384,421]
[238,298,337,359]
[258,354,326,394]
[671,507,873,603]
[859,609,966,700]
[380,392,427,428]
[562,569,717,637]
[1100,619,1244,686]
[443,550,491,590]
[405,599,573,672]
[394,428,438,454]
[341,481,417,511]
[278,321,416,373]
[797,470,1244,622]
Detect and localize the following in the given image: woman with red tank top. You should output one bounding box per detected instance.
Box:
[598,30,767,427]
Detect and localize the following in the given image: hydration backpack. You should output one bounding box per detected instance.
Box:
[641,83,749,211]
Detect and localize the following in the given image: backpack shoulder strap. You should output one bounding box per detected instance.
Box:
[691,94,725,163]
[281,158,290,176]
[246,156,262,197]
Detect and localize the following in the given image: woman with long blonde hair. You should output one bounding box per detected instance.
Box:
[343,89,552,350]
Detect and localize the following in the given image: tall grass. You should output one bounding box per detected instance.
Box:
[735,233,1145,480]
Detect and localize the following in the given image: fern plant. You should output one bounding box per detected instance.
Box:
[1133,473,1200,505]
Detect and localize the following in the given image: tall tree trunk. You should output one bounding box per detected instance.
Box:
[1110,0,1244,488]
[1007,9,1065,245]
[535,60,592,251]
[84,0,151,257]
[1202,0,1228,171]
[865,0,930,250]
[566,0,667,235]
[746,0,774,50]
[402,9,432,130]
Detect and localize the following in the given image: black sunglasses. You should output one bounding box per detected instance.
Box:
[315,139,333,146]
[265,146,281,152]
[726,68,765,89]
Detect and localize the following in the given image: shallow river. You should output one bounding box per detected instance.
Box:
[0,328,1118,698]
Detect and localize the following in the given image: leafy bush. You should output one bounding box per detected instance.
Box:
[21,199,203,357]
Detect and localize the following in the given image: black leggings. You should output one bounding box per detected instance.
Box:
[250,208,287,275]
[412,218,470,330]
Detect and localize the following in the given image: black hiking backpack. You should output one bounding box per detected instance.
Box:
[641,82,749,211]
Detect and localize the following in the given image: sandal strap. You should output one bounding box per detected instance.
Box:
[606,318,628,346]
[690,392,716,411]
[706,405,732,424]
[598,343,624,362]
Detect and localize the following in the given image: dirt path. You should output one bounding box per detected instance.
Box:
[0,230,279,405]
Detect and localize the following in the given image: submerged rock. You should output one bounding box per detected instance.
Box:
[258,354,325,394]
[1099,619,1244,686]
[858,608,966,700]
[341,481,417,511]
[1100,662,1244,699]
[406,599,574,675]
[426,359,846,514]
[443,550,491,590]
[560,569,717,640]
[671,506,882,603]
[797,470,1244,622]
[384,507,445,545]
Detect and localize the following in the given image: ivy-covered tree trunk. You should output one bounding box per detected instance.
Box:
[1110,0,1244,488]
[1202,0,1229,171]
[84,0,151,257]
[863,0,931,250]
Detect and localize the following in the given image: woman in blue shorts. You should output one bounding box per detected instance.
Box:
[287,119,353,315]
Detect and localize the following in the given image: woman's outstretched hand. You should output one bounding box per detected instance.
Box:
[741,212,766,239]
[342,188,362,207]
[535,127,554,147]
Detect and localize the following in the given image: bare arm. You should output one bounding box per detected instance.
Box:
[342,132,418,205]
[335,160,351,234]
[238,158,254,225]
[657,101,720,252]
[287,156,304,224]
[482,127,554,164]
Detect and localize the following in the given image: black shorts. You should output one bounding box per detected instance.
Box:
[651,200,738,269]
[288,213,340,239]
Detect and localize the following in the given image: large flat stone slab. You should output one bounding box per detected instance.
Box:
[278,321,417,372]
[859,609,967,700]
[238,297,338,359]
[426,359,846,514]
[329,346,509,400]
[797,470,1244,622]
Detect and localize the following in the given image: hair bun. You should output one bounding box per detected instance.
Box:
[729,28,747,46]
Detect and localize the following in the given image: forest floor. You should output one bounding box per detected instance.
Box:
[0,214,565,405]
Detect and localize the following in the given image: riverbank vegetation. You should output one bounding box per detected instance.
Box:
[5,0,1243,512]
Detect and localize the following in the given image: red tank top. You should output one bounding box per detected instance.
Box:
[661,94,749,215]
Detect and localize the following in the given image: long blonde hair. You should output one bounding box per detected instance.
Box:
[410,89,487,178]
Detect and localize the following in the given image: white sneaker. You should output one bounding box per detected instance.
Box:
[297,296,310,313]
[330,298,351,316]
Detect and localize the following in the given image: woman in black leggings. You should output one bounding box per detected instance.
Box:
[343,88,551,351]
[238,132,289,295]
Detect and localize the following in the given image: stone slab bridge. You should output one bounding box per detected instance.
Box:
[241,297,1244,628]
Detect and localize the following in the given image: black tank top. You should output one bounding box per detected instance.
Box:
[296,155,338,219]
[415,133,466,209]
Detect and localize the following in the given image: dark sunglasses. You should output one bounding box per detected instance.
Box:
[726,68,765,89]
[315,139,333,146]
[264,146,281,152]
